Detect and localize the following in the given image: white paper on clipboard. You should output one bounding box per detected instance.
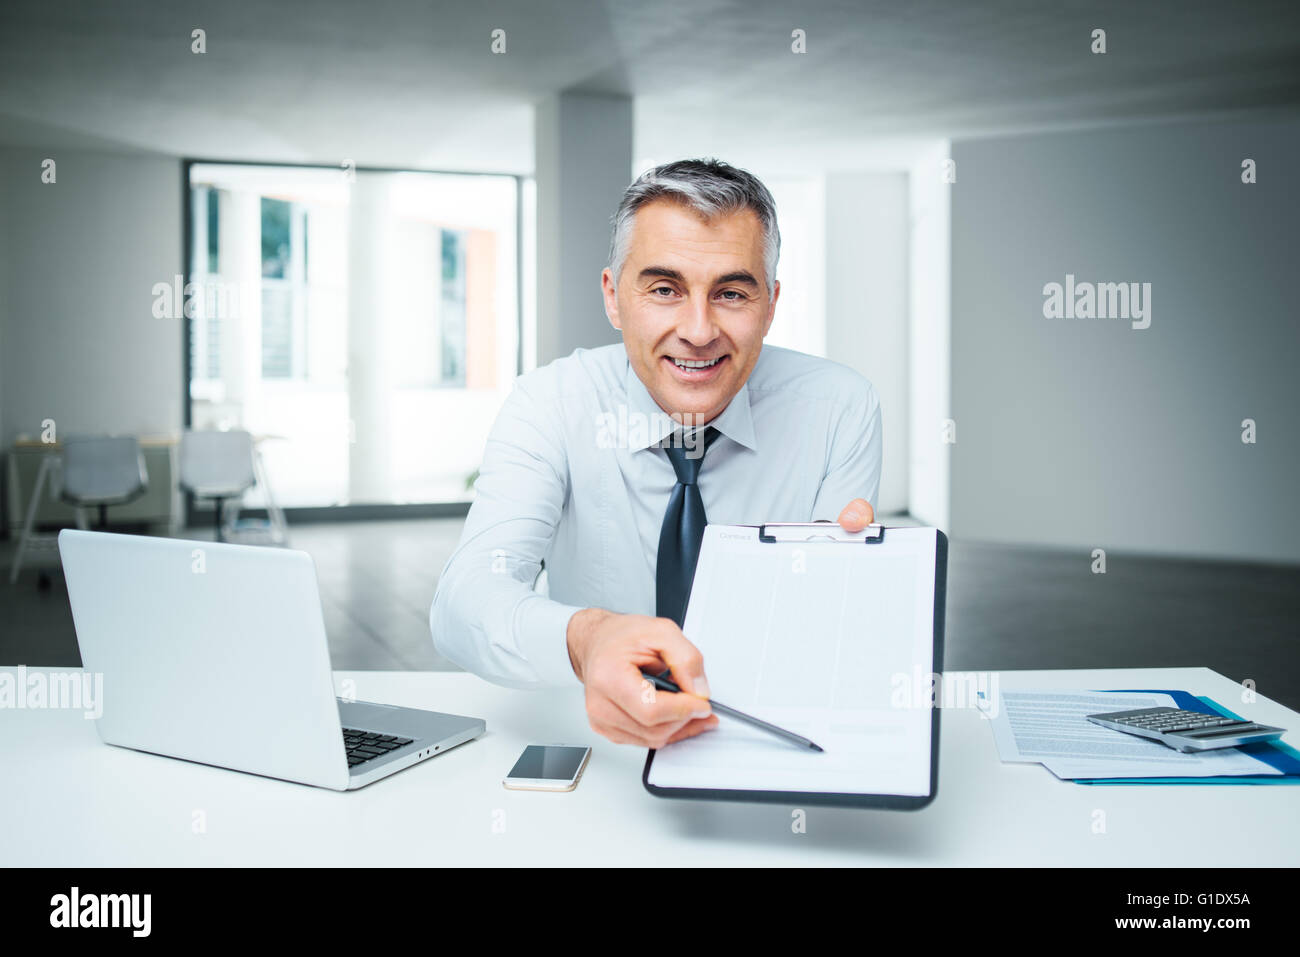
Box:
[645,523,942,799]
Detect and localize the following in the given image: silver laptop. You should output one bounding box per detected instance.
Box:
[57,529,485,790]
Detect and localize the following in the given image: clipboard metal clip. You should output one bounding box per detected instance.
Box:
[757,522,886,545]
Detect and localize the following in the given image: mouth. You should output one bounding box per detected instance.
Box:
[662,354,728,383]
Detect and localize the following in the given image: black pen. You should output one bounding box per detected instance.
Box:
[642,670,824,752]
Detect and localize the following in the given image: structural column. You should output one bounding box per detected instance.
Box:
[347,173,395,504]
[534,91,633,365]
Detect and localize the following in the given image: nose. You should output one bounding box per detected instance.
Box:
[675,295,719,349]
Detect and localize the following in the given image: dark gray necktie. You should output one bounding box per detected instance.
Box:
[655,426,720,627]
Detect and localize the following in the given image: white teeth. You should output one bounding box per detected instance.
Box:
[672,357,722,369]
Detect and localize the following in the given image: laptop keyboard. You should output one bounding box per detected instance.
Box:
[342,727,414,769]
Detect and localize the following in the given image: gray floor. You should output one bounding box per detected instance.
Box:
[2,519,1298,711]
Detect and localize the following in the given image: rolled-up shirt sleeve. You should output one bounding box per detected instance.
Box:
[430,375,584,690]
[810,382,883,522]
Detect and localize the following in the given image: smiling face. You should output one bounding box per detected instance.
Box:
[602,198,780,426]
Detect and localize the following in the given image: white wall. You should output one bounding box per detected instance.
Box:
[761,175,825,359]
[824,171,908,515]
[949,116,1300,564]
[0,147,183,443]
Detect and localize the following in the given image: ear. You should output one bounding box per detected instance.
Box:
[762,279,780,337]
[602,268,622,331]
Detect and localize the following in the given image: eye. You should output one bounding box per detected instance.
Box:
[718,289,745,301]
[651,286,676,297]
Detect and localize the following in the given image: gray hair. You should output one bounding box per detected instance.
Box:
[607,158,780,299]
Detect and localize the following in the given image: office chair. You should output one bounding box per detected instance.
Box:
[7,434,152,587]
[59,435,149,531]
[178,429,257,543]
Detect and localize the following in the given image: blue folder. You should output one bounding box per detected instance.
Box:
[1073,689,1300,785]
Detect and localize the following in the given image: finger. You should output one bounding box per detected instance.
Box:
[645,620,712,701]
[664,714,720,746]
[594,683,702,747]
[583,647,705,732]
[587,694,663,747]
[617,670,711,729]
[837,498,875,531]
[593,724,644,747]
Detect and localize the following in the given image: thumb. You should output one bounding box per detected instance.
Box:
[837,498,875,531]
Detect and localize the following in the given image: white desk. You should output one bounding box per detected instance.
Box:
[2,667,1297,866]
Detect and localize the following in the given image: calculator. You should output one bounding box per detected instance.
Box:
[1086,707,1286,753]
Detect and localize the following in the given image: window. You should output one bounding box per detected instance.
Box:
[185,163,521,507]
[440,228,467,385]
[189,185,224,383]
[259,198,308,380]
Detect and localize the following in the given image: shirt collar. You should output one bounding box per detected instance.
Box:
[622,354,759,453]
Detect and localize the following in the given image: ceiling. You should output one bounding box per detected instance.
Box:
[1,0,1298,174]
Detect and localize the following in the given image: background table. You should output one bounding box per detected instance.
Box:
[5,436,178,534]
[2,666,1296,865]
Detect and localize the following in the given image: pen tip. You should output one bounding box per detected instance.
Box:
[810,743,824,752]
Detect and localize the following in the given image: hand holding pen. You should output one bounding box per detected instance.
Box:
[641,669,824,752]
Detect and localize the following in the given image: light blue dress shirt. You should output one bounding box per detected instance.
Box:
[430,343,882,690]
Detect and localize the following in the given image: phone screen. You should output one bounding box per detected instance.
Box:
[507,745,589,781]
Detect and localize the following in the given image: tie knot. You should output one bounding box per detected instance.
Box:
[663,426,718,485]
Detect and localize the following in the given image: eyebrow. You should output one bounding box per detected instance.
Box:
[637,266,760,288]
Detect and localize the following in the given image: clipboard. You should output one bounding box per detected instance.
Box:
[642,522,947,809]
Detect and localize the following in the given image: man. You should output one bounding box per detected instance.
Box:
[431,158,881,750]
